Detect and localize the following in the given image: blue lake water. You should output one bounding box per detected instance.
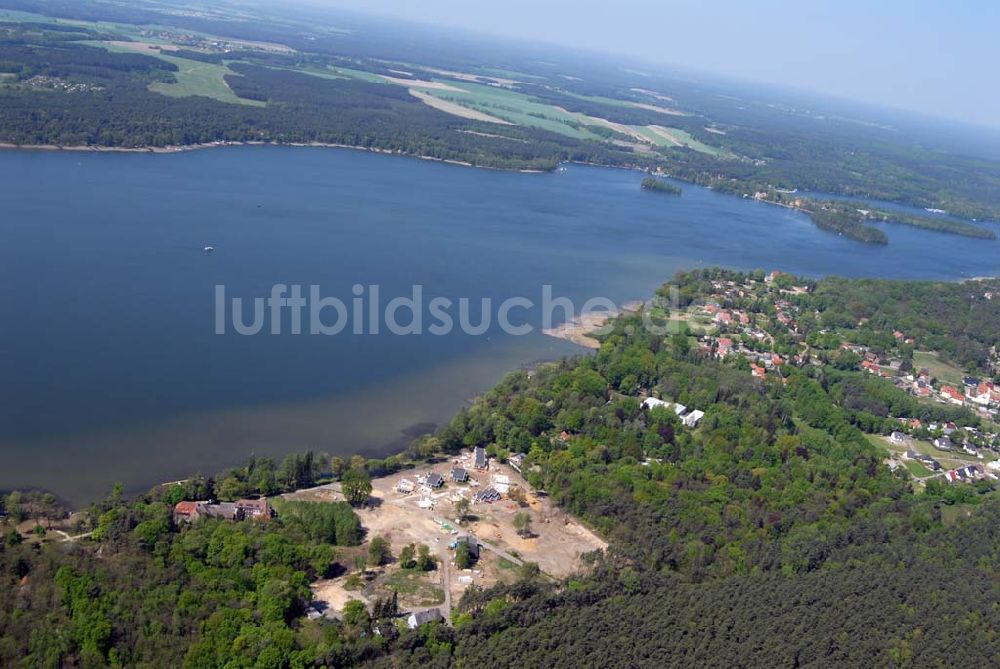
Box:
[2,146,999,503]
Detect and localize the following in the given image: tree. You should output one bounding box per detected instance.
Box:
[399,543,416,569]
[341,467,372,506]
[342,599,370,631]
[368,536,391,567]
[416,543,436,571]
[354,555,367,575]
[217,475,250,502]
[455,541,473,569]
[330,456,346,479]
[513,511,533,537]
[517,561,541,581]
[508,487,528,507]
[455,498,471,523]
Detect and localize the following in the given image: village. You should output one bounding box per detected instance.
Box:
[672,271,1000,486]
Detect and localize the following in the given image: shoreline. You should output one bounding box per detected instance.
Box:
[0,140,554,173]
[542,301,644,349]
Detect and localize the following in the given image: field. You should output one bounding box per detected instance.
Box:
[632,124,726,155]
[913,350,965,386]
[409,90,513,124]
[149,55,263,105]
[411,81,604,139]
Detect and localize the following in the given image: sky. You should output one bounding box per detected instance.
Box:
[314,0,1000,129]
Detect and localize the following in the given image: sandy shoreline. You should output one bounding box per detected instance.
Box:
[542,301,643,349]
[0,140,551,173]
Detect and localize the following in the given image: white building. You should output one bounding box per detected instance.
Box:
[682,410,705,428]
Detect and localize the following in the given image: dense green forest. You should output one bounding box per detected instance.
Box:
[3,270,1000,666]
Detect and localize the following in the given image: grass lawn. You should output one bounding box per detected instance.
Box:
[913,350,965,386]
[371,568,444,607]
[940,503,979,526]
[869,432,987,473]
[904,460,930,477]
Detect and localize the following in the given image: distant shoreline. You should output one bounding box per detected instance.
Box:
[0,140,552,173]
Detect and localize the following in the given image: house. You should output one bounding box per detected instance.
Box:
[235,498,272,520]
[682,410,705,428]
[914,454,942,471]
[716,338,734,358]
[474,446,488,469]
[940,385,965,405]
[962,443,979,456]
[642,397,669,410]
[714,311,732,325]
[455,534,480,559]
[889,431,910,445]
[933,437,952,451]
[202,502,239,521]
[509,453,526,472]
[473,486,502,504]
[396,478,415,494]
[407,609,442,629]
[426,473,444,488]
[751,364,766,379]
[174,501,206,523]
[451,467,469,483]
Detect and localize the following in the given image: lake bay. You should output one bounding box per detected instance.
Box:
[2,146,998,504]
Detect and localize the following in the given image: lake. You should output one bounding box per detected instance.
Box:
[2,146,999,504]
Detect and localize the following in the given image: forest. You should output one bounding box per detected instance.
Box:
[2,270,1000,666]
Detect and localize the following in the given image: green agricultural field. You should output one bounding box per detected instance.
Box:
[80,40,260,105]
[329,66,390,84]
[279,65,348,81]
[631,125,726,156]
[411,82,605,140]
[913,350,965,385]
[149,55,263,106]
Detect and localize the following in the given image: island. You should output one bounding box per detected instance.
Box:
[641,176,682,195]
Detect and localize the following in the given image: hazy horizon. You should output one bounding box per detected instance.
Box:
[304,0,999,130]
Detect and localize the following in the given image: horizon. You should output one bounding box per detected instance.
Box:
[305,0,1000,130]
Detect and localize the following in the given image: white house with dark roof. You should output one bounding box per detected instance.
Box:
[407,609,442,629]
